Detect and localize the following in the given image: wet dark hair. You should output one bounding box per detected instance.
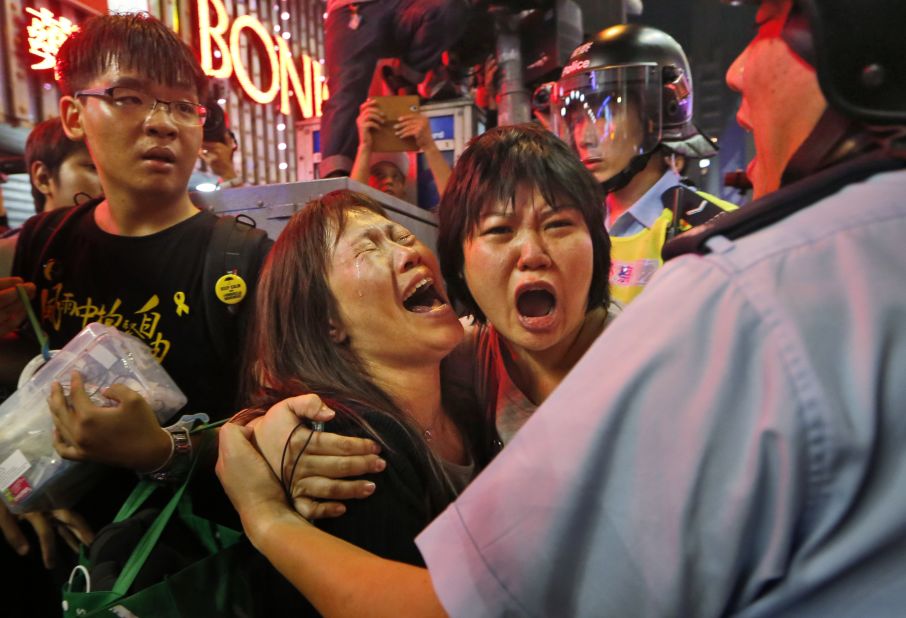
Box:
[54,12,208,100]
[437,123,611,322]
[24,117,88,213]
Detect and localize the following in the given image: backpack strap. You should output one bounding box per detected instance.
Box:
[202,214,271,365]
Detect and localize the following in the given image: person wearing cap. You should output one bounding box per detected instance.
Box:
[350,97,452,202]
[551,24,737,305]
[366,157,408,199]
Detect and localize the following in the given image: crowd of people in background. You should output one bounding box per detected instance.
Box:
[1,0,905,616]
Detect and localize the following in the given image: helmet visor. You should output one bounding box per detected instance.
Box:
[553,65,662,179]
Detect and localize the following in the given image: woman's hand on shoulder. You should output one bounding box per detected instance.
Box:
[250,395,388,520]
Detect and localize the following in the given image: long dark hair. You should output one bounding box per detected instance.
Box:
[242,190,475,496]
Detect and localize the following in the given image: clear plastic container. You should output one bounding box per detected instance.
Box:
[0,323,187,514]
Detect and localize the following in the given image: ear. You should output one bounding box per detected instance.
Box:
[59,96,87,142]
[30,161,54,197]
[328,318,347,344]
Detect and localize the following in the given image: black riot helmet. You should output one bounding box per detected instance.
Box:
[724,0,906,124]
[551,24,717,191]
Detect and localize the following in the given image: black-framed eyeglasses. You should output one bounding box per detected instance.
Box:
[75,86,207,127]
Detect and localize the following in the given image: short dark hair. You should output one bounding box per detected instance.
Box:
[24,117,87,213]
[437,123,611,322]
[55,12,208,100]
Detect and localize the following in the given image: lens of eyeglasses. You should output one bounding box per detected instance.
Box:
[109,87,206,126]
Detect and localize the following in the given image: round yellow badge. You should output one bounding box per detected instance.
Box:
[214,274,247,305]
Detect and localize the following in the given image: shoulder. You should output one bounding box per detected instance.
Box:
[690,167,906,279]
[323,407,420,462]
[12,205,90,278]
[18,205,82,241]
[327,408,450,501]
[317,407,445,561]
[665,156,906,261]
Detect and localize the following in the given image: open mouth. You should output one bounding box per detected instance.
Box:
[516,287,556,318]
[402,278,447,313]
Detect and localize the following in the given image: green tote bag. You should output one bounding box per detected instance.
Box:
[62,432,260,617]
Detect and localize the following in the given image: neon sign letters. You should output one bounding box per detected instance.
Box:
[23,3,327,119]
[197,0,328,118]
[25,6,78,71]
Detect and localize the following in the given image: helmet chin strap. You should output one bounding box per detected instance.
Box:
[600,150,655,194]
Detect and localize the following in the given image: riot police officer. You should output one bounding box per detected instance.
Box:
[552,24,737,304]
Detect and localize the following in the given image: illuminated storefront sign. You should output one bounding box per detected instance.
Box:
[25,7,78,71]
[197,0,327,118]
[23,3,326,119]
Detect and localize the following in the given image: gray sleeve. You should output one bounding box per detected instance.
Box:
[418,254,816,617]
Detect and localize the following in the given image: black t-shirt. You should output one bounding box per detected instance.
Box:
[12,201,269,419]
[10,201,271,537]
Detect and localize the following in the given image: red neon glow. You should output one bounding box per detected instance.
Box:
[23,2,327,118]
[25,7,79,71]
[197,0,327,118]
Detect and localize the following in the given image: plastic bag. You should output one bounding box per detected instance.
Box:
[0,323,187,513]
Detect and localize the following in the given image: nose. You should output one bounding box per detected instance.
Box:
[574,119,597,149]
[395,243,421,273]
[144,101,178,137]
[726,46,748,93]
[516,231,551,271]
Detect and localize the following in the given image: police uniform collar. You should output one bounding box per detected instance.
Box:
[663,149,906,261]
[608,169,680,233]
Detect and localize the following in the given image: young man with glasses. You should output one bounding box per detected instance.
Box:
[0,13,270,602]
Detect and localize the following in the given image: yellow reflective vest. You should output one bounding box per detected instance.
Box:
[609,187,737,305]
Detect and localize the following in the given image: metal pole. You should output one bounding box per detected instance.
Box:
[495,12,531,126]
